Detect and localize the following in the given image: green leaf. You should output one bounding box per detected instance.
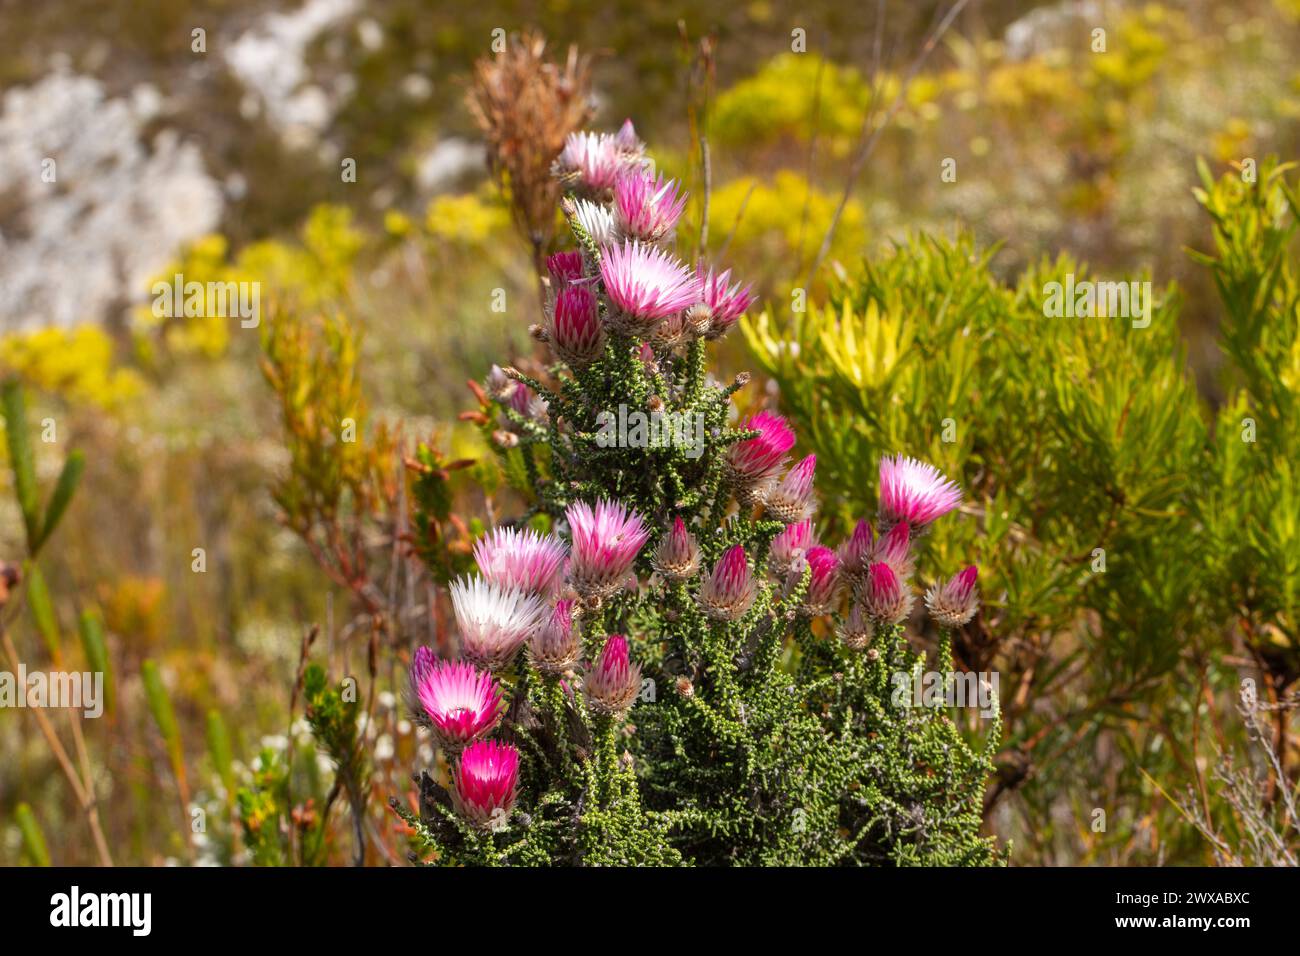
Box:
[14,803,51,866]
[206,709,236,797]
[25,564,61,662]
[36,450,84,554]
[78,610,113,715]
[1,380,41,551]
[142,660,185,783]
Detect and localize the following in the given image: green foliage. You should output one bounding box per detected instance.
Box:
[14,803,51,867]
[1193,158,1300,677]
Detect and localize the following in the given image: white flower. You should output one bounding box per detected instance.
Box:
[451,576,548,671]
[572,198,618,247]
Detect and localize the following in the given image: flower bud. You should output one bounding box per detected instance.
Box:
[924,565,980,628]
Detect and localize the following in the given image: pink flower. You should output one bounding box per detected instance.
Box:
[764,453,817,523]
[556,131,623,192]
[547,250,586,286]
[473,527,568,596]
[565,499,651,600]
[771,518,817,577]
[839,602,875,650]
[614,170,687,242]
[858,561,913,625]
[528,600,580,674]
[450,576,549,671]
[837,519,875,577]
[613,118,644,157]
[871,521,914,580]
[802,545,842,614]
[452,740,520,830]
[698,544,758,622]
[583,633,642,715]
[727,410,796,496]
[651,516,701,582]
[925,565,980,628]
[548,284,605,366]
[877,455,963,530]
[699,267,756,337]
[410,656,504,748]
[599,240,702,331]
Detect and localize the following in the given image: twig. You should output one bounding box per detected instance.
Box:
[806,0,975,287]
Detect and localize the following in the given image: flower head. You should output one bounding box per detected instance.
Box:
[473,526,568,596]
[871,521,914,581]
[614,170,687,242]
[652,516,701,582]
[764,454,817,523]
[840,602,875,650]
[801,545,842,614]
[583,634,642,716]
[565,499,651,600]
[546,250,586,286]
[528,599,580,675]
[698,544,758,622]
[410,656,504,748]
[599,240,701,331]
[548,284,605,366]
[877,455,963,530]
[837,519,875,577]
[698,267,756,337]
[555,131,622,192]
[925,565,980,628]
[726,410,796,499]
[571,198,618,247]
[858,561,913,625]
[450,576,548,670]
[613,118,644,157]
[771,518,817,577]
[452,740,519,830]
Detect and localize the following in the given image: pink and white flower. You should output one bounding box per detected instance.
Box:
[726,410,796,500]
[858,561,913,625]
[925,565,980,628]
[764,453,818,523]
[837,519,875,577]
[839,602,875,650]
[599,240,702,332]
[555,131,623,192]
[771,518,817,577]
[452,739,520,830]
[450,576,548,670]
[547,250,586,286]
[473,526,568,596]
[613,170,687,242]
[698,544,758,622]
[565,499,651,600]
[409,654,504,748]
[871,521,914,581]
[651,516,701,582]
[801,545,842,614]
[528,599,581,674]
[548,284,605,366]
[698,267,756,337]
[877,455,963,530]
[583,633,642,716]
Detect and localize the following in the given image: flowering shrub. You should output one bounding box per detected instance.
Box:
[392,123,1002,866]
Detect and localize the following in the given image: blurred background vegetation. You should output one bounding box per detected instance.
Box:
[3,0,1300,865]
